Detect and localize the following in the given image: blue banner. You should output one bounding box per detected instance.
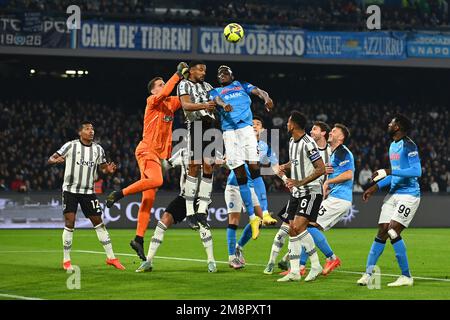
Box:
[305,31,407,59]
[407,33,450,58]
[198,26,305,56]
[79,21,192,52]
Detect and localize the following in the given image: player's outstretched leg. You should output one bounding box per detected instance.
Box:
[93,222,125,270]
[387,224,413,287]
[236,223,252,265]
[199,225,216,272]
[227,224,244,269]
[357,224,388,286]
[307,226,341,275]
[265,224,289,275]
[131,188,157,261]
[62,226,74,271]
[248,164,276,226]
[136,220,168,272]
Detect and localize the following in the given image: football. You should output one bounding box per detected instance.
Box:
[223,23,244,43]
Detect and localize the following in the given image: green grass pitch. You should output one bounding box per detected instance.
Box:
[1,228,449,300]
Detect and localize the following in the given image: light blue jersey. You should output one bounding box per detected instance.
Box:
[209,80,255,131]
[227,140,278,187]
[328,144,355,202]
[377,137,421,197]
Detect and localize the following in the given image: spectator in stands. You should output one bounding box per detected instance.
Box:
[358,163,372,190]
[430,176,440,193]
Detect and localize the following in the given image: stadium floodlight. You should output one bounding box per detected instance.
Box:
[77,70,84,75]
[30,69,36,74]
[65,70,76,75]
[85,70,89,74]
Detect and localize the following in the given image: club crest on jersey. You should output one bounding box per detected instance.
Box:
[163,115,173,122]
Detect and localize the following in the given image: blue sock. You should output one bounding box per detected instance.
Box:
[252,176,268,212]
[300,246,308,266]
[238,183,255,216]
[227,225,237,256]
[307,226,334,258]
[392,237,411,277]
[238,223,252,248]
[366,237,386,274]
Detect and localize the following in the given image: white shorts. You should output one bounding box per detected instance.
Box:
[378,193,420,228]
[316,197,352,231]
[225,185,260,214]
[223,125,259,170]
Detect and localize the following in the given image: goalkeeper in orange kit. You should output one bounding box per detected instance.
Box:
[106,62,188,261]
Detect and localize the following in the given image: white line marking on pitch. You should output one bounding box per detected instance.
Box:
[74,250,450,283]
[0,293,44,300]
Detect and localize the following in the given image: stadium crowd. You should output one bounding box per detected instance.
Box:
[1,0,449,30]
[0,98,448,194]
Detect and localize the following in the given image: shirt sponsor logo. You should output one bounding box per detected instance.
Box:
[76,158,95,167]
[221,86,243,95]
[390,153,400,160]
[408,151,418,157]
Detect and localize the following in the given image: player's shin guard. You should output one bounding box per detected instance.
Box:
[299,230,320,269]
[185,176,198,216]
[62,227,73,262]
[366,237,386,274]
[251,175,268,213]
[238,223,252,248]
[147,221,167,261]
[227,224,237,258]
[238,183,255,217]
[197,176,213,214]
[94,223,115,259]
[199,226,215,262]
[269,225,289,264]
[391,237,411,277]
[288,234,302,274]
[307,226,334,259]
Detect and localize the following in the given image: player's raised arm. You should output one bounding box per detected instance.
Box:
[149,62,188,106]
[48,152,65,165]
[250,87,274,112]
[179,95,216,112]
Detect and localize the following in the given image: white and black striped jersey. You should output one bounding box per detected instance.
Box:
[177,79,215,122]
[289,134,323,198]
[318,143,332,184]
[56,139,107,194]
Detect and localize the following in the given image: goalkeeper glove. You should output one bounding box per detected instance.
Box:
[176,62,189,79]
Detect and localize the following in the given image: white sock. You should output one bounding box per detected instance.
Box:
[197,177,212,214]
[282,252,289,262]
[328,254,337,261]
[228,255,236,262]
[185,175,198,216]
[147,221,167,261]
[299,230,320,269]
[199,226,215,262]
[288,234,301,274]
[94,223,115,260]
[269,224,289,264]
[62,227,73,262]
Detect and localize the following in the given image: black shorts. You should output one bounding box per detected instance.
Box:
[165,195,200,224]
[283,194,323,223]
[187,117,220,162]
[62,191,102,217]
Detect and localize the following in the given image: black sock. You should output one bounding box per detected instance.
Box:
[116,190,124,200]
[134,235,144,245]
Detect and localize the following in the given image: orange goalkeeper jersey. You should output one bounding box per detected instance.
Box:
[136,73,182,159]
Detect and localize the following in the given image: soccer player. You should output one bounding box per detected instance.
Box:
[225,116,278,269]
[209,65,274,240]
[48,121,125,271]
[298,123,353,275]
[357,114,421,287]
[277,111,325,282]
[136,148,217,273]
[267,121,333,275]
[177,60,232,230]
[105,62,188,261]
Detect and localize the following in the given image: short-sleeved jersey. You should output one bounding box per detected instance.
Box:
[177,79,215,122]
[209,80,255,131]
[289,134,323,198]
[388,137,421,197]
[56,139,106,194]
[227,140,278,187]
[328,144,355,202]
[137,73,182,159]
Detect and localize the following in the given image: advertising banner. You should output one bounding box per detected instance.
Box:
[407,32,450,58]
